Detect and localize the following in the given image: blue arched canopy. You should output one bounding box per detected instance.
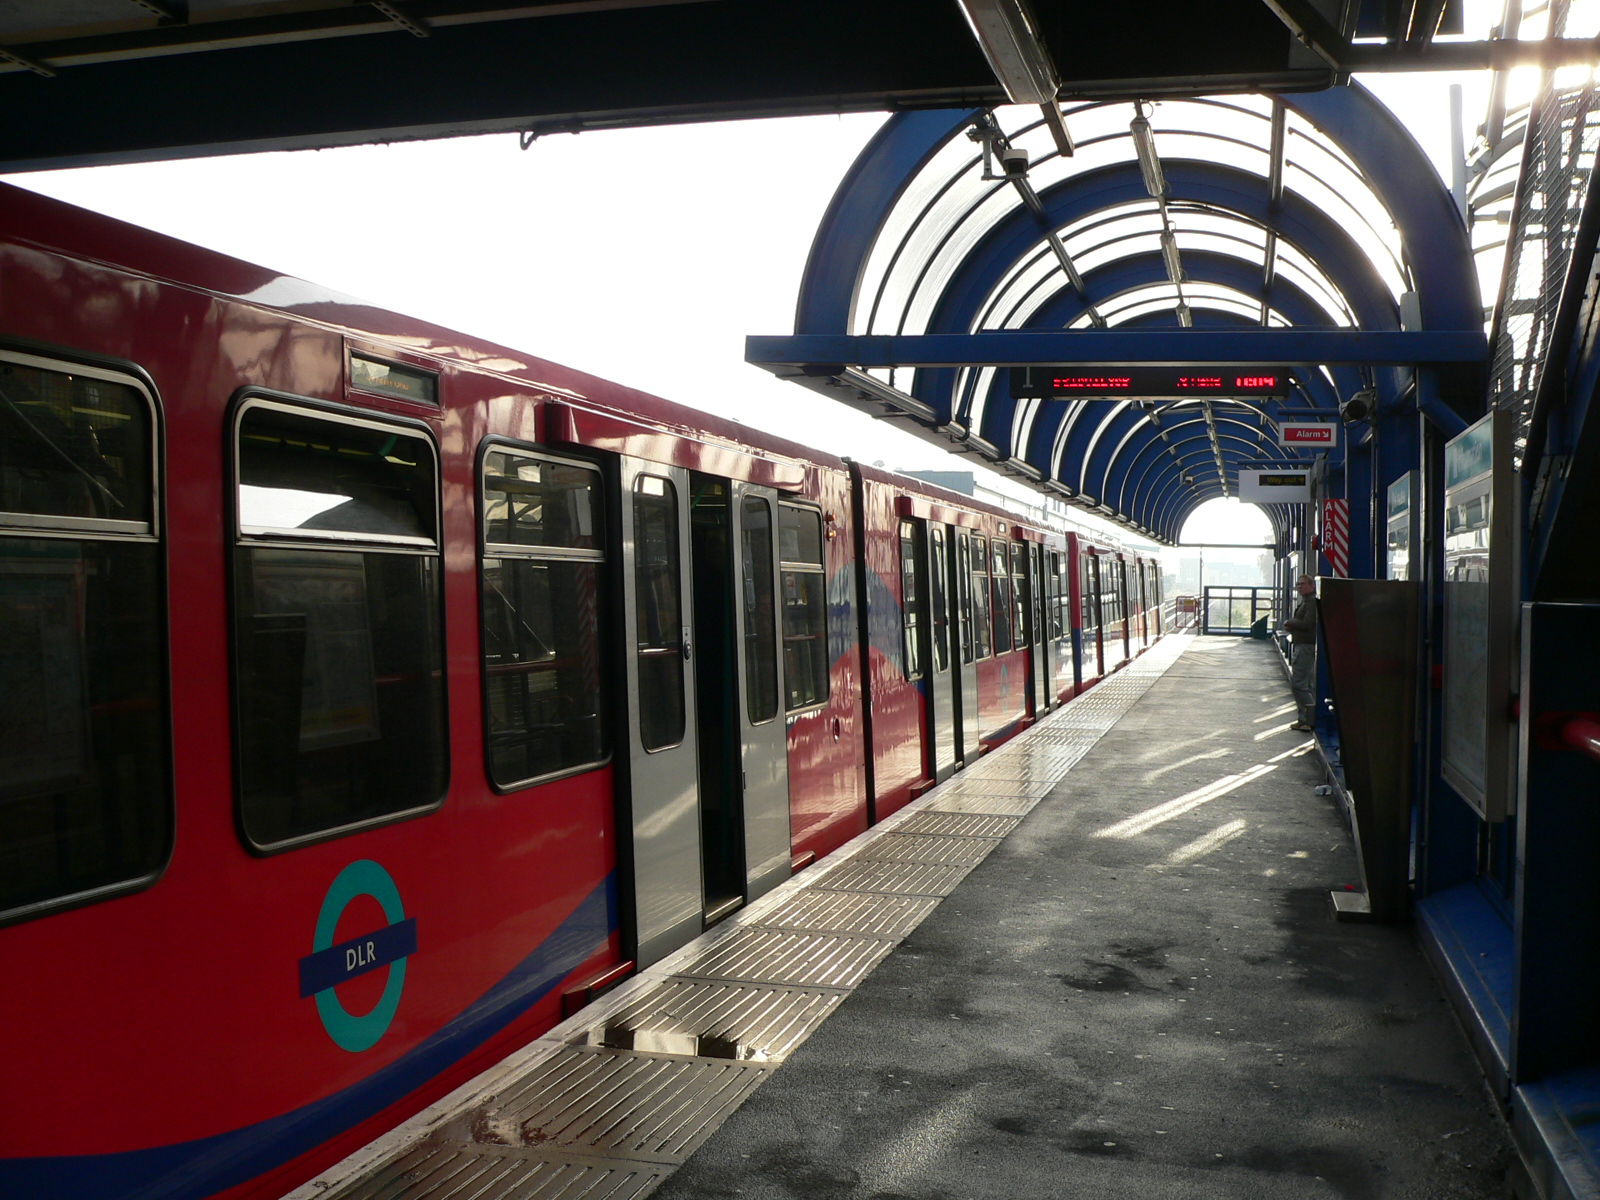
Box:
[747,87,1485,544]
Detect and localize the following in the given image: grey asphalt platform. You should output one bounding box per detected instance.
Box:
[655,636,1515,1200]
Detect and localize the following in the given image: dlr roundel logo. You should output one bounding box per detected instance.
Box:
[298,860,418,1052]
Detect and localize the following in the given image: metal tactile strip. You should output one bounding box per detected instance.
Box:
[325,1140,665,1200]
[444,1046,769,1164]
[920,791,1040,817]
[752,888,940,937]
[810,858,976,896]
[675,927,897,989]
[570,978,843,1063]
[935,775,1055,799]
[891,810,1022,839]
[851,832,999,866]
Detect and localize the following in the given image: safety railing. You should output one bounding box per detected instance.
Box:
[1166,595,1200,631]
[1202,586,1276,636]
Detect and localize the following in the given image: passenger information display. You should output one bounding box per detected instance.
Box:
[1011,366,1292,399]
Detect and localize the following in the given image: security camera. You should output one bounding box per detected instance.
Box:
[1340,389,1375,423]
[999,146,1029,177]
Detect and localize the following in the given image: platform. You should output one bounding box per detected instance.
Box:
[293,636,1514,1200]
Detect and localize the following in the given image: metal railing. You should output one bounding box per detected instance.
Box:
[1202,586,1276,636]
[1167,594,1200,631]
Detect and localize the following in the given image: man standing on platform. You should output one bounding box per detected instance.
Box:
[1282,575,1317,731]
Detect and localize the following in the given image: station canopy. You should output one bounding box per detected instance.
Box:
[748,87,1484,544]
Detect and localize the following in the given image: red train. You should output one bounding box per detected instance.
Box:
[0,182,1165,1200]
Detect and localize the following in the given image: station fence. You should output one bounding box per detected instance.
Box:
[1202,586,1276,636]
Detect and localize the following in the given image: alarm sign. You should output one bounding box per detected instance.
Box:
[1279,422,1337,447]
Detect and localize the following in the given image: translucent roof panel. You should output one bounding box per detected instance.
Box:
[854,96,1409,346]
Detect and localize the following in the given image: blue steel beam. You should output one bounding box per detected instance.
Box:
[748,330,1486,369]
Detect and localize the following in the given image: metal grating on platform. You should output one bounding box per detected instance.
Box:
[891,811,1022,839]
[850,832,1000,866]
[568,978,842,1063]
[808,857,977,896]
[750,888,940,937]
[920,790,1042,816]
[438,1046,770,1163]
[327,1140,666,1200]
[293,636,1197,1200]
[674,927,898,989]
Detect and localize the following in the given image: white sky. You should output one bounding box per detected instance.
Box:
[5,11,1511,550]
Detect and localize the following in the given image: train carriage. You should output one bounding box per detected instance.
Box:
[0,182,1162,1200]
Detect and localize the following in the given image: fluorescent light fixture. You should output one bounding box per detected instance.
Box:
[1130,114,1168,197]
[1160,229,1184,283]
[956,0,1059,106]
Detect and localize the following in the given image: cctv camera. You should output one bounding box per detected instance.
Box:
[1000,146,1029,177]
[1340,390,1375,423]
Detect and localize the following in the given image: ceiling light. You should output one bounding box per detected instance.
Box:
[956,0,1059,106]
[1160,229,1184,283]
[1130,114,1167,198]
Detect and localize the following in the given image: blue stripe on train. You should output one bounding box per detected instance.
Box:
[2,874,618,1200]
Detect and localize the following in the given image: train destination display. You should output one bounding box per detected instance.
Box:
[1011,365,1292,399]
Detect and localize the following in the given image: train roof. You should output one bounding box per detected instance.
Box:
[0,180,848,478]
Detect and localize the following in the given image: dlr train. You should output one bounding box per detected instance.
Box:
[0,181,1166,1200]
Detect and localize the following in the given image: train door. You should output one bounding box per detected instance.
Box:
[688,475,793,927]
[926,523,958,782]
[621,458,701,967]
[953,530,980,764]
[731,483,791,906]
[1029,543,1050,715]
[1084,551,1104,678]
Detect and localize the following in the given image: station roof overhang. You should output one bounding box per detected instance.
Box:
[746,86,1487,545]
[2,1,1597,173]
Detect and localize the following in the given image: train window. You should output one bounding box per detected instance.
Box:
[232,401,446,850]
[930,527,950,673]
[972,538,992,659]
[481,450,608,788]
[899,521,923,682]
[1081,553,1098,630]
[1012,542,1029,648]
[634,475,686,749]
[1050,551,1066,639]
[991,539,1012,654]
[956,532,974,665]
[0,353,170,923]
[779,504,829,712]
[741,496,779,724]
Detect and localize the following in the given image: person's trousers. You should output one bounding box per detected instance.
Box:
[1290,642,1316,726]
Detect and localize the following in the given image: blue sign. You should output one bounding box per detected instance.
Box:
[300,860,414,1052]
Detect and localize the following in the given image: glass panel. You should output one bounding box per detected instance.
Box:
[741,497,779,724]
[238,405,436,543]
[991,540,1012,654]
[779,505,825,565]
[235,547,447,847]
[899,522,923,682]
[0,538,169,916]
[1082,554,1098,630]
[0,361,152,527]
[1013,542,1029,647]
[482,556,606,786]
[972,539,992,659]
[930,528,950,672]
[634,477,685,751]
[957,533,974,665]
[484,452,601,551]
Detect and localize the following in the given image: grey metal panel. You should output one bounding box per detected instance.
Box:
[448,1046,770,1164]
[621,458,703,968]
[811,858,976,896]
[893,811,1023,839]
[851,833,999,865]
[732,484,793,902]
[674,927,897,988]
[753,888,941,937]
[324,1140,665,1200]
[571,978,843,1063]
